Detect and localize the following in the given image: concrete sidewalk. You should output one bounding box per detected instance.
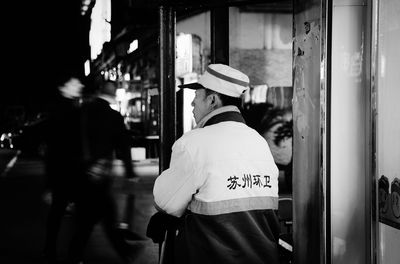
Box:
[0,157,159,264]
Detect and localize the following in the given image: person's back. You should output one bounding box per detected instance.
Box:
[157,116,280,264]
[152,64,280,264]
[47,94,81,186]
[78,78,133,167]
[80,97,126,161]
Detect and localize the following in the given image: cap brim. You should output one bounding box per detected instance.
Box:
[178,83,205,90]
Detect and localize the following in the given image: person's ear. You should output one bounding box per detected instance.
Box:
[210,94,216,104]
[210,93,222,108]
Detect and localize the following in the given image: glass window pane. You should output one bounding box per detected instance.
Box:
[376,0,400,262]
[176,11,211,133]
[229,5,293,196]
[229,6,293,262]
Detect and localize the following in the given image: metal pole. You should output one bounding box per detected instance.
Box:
[210,7,229,64]
[159,5,176,173]
[159,6,176,264]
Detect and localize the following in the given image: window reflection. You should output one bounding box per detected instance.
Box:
[229,5,293,196]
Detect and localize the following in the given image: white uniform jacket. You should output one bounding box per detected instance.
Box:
[153,107,280,264]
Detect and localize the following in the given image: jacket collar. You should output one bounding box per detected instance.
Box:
[195,106,245,128]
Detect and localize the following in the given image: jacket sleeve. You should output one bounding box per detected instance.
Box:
[153,140,200,217]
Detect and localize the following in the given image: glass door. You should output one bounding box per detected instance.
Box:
[375,0,400,263]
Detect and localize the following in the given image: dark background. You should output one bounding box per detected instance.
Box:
[2,1,90,114]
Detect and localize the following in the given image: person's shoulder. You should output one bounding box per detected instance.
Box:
[181,127,203,138]
[177,127,213,147]
[84,97,114,112]
[101,104,125,124]
[105,104,122,117]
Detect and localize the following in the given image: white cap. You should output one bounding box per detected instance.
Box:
[179,64,250,98]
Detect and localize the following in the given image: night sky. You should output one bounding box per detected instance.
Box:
[3,1,88,114]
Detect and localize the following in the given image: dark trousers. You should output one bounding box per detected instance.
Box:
[67,179,130,264]
[44,190,71,260]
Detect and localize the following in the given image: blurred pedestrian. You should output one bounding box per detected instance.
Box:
[43,69,85,263]
[66,78,141,264]
[149,64,280,264]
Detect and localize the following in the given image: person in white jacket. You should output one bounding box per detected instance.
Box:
[151,64,280,264]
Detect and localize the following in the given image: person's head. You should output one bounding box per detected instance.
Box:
[54,67,84,99]
[99,80,117,98]
[179,64,249,123]
[58,77,84,99]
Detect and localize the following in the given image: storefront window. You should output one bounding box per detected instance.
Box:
[229,5,293,196]
[176,11,211,133]
[228,6,293,261]
[376,0,400,262]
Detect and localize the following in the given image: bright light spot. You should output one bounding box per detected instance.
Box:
[110,103,119,111]
[89,0,111,60]
[128,39,138,54]
[108,68,117,81]
[116,88,126,101]
[80,0,92,16]
[84,60,91,76]
[124,73,131,81]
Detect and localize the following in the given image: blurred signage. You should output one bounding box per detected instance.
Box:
[89,0,111,60]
